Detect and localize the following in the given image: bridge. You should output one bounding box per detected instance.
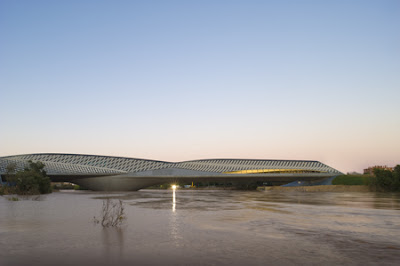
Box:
[0,153,343,191]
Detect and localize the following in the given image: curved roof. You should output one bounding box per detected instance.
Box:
[0,153,342,176]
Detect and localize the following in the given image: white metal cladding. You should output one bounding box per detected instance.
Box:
[0,157,126,175]
[0,153,342,175]
[0,154,172,174]
[173,159,340,173]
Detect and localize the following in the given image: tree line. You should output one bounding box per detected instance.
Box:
[370,165,400,192]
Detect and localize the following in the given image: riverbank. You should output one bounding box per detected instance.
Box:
[261,185,370,192]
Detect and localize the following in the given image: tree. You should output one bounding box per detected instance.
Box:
[371,165,400,192]
[6,162,17,175]
[392,165,400,191]
[14,161,52,194]
[4,162,17,183]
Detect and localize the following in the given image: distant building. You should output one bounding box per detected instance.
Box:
[363,165,394,175]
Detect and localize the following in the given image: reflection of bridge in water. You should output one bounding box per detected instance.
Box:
[0,153,343,191]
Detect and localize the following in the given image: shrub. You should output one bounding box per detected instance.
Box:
[73,185,88,190]
[332,175,372,185]
[9,161,52,195]
[369,165,400,192]
[94,199,126,227]
[7,196,19,201]
[234,182,258,190]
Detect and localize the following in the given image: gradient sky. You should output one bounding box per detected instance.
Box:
[1,0,399,173]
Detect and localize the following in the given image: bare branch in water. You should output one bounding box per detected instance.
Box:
[93,199,125,227]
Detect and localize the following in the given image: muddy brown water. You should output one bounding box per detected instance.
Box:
[1,189,399,266]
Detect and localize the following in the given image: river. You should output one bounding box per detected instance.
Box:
[1,189,399,266]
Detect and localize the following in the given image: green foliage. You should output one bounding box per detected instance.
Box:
[8,196,19,201]
[369,165,400,192]
[6,162,17,175]
[234,182,258,190]
[159,184,170,189]
[332,175,372,185]
[53,183,75,190]
[13,161,52,195]
[394,165,400,189]
[0,185,15,195]
[73,185,88,190]
[3,162,17,184]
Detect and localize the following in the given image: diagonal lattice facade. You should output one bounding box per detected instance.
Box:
[0,153,342,191]
[0,153,341,176]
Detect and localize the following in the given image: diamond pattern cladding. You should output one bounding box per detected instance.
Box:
[0,154,342,176]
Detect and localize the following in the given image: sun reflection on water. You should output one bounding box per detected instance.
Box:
[172,185,176,212]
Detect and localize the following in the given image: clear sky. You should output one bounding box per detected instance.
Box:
[1,0,399,173]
